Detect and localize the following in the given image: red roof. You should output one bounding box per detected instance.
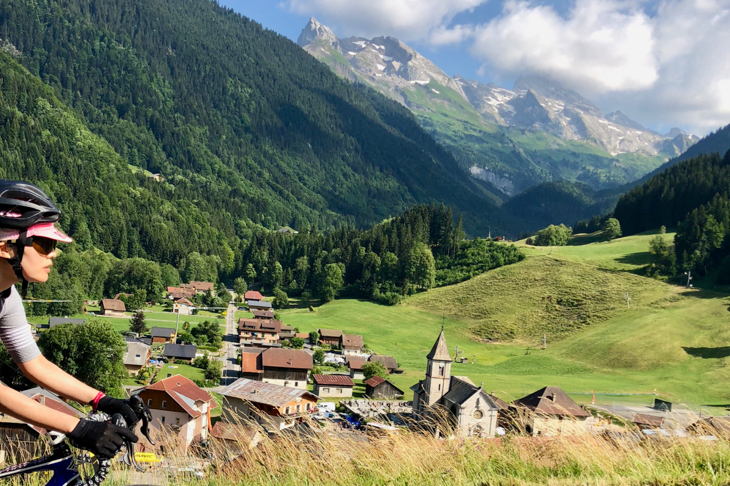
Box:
[101,299,126,312]
[364,376,386,387]
[144,375,216,418]
[244,291,263,301]
[312,374,355,387]
[190,281,214,292]
[262,348,313,370]
[240,352,263,374]
[346,356,367,370]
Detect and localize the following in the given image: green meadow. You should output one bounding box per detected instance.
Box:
[282,232,730,413]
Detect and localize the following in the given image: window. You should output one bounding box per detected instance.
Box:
[162,400,167,409]
[438,365,444,376]
[322,388,330,393]
[161,416,166,424]
[175,417,180,425]
[438,384,441,391]
[295,382,298,387]
[336,388,343,394]
[306,403,311,411]
[295,405,301,413]
[147,399,152,407]
[285,407,290,414]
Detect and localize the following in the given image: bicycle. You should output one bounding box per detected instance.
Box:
[0,395,156,486]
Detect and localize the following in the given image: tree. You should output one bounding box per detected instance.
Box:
[216,282,232,303]
[406,242,436,290]
[204,360,224,382]
[129,311,148,335]
[309,330,320,345]
[265,262,284,289]
[244,264,257,282]
[195,352,210,370]
[316,263,344,303]
[38,321,127,397]
[233,277,247,299]
[602,218,622,241]
[313,348,325,365]
[534,224,572,246]
[191,320,222,348]
[126,289,147,310]
[362,361,388,380]
[177,329,195,344]
[273,288,289,309]
[300,290,312,307]
[290,337,305,349]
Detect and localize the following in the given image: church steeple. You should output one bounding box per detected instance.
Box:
[427,327,452,362]
[420,327,452,408]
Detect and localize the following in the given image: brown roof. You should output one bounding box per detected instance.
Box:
[427,329,452,361]
[363,376,386,387]
[295,333,309,339]
[262,348,313,370]
[368,354,398,371]
[101,299,126,312]
[143,375,216,418]
[512,386,590,418]
[253,310,275,319]
[221,378,319,408]
[346,356,368,370]
[318,328,343,338]
[238,318,282,333]
[488,393,509,411]
[240,352,263,374]
[312,374,355,387]
[210,422,260,442]
[175,297,194,306]
[632,413,664,428]
[190,281,214,292]
[244,291,263,301]
[342,334,364,349]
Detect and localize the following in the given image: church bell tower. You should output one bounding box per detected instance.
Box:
[422,327,452,407]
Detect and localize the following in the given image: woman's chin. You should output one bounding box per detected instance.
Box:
[23,274,49,284]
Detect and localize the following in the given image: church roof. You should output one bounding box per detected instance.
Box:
[442,376,499,410]
[512,386,590,418]
[426,328,452,362]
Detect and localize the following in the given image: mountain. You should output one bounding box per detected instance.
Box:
[0,0,511,244]
[298,19,695,194]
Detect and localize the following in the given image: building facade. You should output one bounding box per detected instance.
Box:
[312,374,355,398]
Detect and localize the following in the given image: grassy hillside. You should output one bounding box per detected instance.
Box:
[282,233,730,411]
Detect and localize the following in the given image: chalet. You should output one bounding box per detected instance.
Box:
[136,375,216,452]
[239,348,312,389]
[240,348,265,381]
[252,310,275,320]
[279,325,296,341]
[100,299,126,317]
[0,387,84,447]
[364,376,404,400]
[368,354,401,373]
[167,286,196,300]
[248,300,273,312]
[173,297,195,315]
[244,291,263,302]
[238,318,282,347]
[412,329,500,438]
[151,327,177,344]
[220,378,319,431]
[209,422,262,457]
[47,317,86,329]
[124,341,151,374]
[189,281,215,293]
[346,356,367,380]
[341,334,364,355]
[163,343,197,364]
[317,329,343,347]
[312,374,355,398]
[509,386,592,436]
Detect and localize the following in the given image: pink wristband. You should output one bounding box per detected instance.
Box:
[91,392,105,411]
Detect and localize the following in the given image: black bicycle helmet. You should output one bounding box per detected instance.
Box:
[0,180,62,296]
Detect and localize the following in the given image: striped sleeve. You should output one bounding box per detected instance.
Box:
[0,286,41,363]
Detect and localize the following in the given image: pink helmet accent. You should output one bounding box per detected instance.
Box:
[0,222,72,243]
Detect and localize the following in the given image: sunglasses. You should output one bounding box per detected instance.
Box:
[26,236,58,256]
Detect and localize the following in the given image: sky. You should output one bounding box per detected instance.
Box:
[223,0,730,136]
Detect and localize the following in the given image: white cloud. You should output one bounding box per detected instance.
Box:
[430,24,475,45]
[282,0,486,41]
[467,0,730,134]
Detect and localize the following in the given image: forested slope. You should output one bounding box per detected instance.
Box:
[0,0,502,244]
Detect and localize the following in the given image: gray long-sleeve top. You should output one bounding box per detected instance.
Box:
[0,285,42,363]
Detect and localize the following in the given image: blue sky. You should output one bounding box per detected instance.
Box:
[222,0,730,136]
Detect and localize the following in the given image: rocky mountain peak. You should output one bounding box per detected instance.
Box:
[297,17,338,49]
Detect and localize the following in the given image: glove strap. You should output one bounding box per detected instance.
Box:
[90,391,105,411]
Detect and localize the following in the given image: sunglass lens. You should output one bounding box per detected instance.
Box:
[32,237,57,255]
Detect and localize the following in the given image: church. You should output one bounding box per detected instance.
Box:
[411,329,500,438]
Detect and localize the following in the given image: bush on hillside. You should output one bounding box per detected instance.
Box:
[533,224,573,246]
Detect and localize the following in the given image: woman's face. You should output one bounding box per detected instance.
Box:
[21,244,56,283]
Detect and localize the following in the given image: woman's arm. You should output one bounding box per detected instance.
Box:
[0,383,79,433]
[18,354,99,405]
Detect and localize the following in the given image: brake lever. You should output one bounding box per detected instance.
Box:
[111,413,145,473]
[129,394,155,445]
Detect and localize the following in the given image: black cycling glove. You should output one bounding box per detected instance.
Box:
[68,419,138,458]
[96,396,139,428]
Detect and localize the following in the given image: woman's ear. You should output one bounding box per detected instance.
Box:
[0,241,16,259]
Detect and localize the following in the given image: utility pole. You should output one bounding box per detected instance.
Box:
[625,292,631,309]
[542,334,546,349]
[684,271,693,288]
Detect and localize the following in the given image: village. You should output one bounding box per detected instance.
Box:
[2,282,729,481]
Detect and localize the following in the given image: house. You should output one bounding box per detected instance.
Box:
[509,386,592,436]
[0,387,84,446]
[136,375,216,452]
[248,300,273,311]
[173,297,195,315]
[312,374,355,398]
[244,291,263,302]
[277,227,299,235]
[252,310,275,320]
[261,349,312,389]
[100,299,126,317]
[126,335,153,346]
[189,281,215,293]
[163,343,198,364]
[151,327,177,344]
[47,317,86,329]
[317,329,342,347]
[411,329,500,438]
[209,422,262,457]
[167,286,196,300]
[632,413,664,429]
[238,318,282,347]
[279,325,295,341]
[220,378,319,431]
[341,334,364,355]
[368,354,401,373]
[124,341,151,374]
[364,376,405,399]
[346,356,367,380]
[240,348,265,381]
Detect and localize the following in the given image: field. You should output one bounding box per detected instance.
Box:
[282,232,730,412]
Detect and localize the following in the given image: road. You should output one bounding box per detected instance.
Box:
[218,299,240,387]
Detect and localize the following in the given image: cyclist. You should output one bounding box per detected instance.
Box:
[0,180,139,458]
